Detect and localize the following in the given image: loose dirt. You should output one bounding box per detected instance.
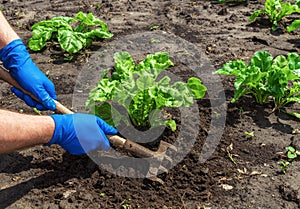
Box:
[1,0,300,208]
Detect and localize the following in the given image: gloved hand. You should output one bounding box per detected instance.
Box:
[0,39,57,110]
[46,113,118,155]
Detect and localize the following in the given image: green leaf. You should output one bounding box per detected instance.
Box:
[287,19,300,32]
[31,18,74,31]
[158,76,171,87]
[89,102,126,127]
[89,102,115,126]
[287,151,297,159]
[214,60,246,76]
[278,1,299,18]
[28,27,53,51]
[248,9,266,22]
[250,51,273,72]
[286,111,300,119]
[135,52,174,75]
[76,12,108,29]
[136,75,156,90]
[186,77,207,99]
[85,79,119,106]
[165,120,176,131]
[57,30,86,53]
[244,131,255,137]
[287,53,300,74]
[286,146,296,152]
[113,52,135,76]
[85,28,113,39]
[231,87,250,103]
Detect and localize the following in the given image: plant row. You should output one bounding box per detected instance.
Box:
[26,8,300,131]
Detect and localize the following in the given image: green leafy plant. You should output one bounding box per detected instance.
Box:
[286,111,300,120]
[284,0,300,32]
[287,19,300,32]
[29,11,113,54]
[214,51,300,110]
[278,161,291,174]
[267,53,300,109]
[150,25,159,30]
[244,131,254,137]
[86,52,207,131]
[286,146,300,159]
[276,146,300,174]
[248,0,300,30]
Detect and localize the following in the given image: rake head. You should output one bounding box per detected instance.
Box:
[108,135,177,184]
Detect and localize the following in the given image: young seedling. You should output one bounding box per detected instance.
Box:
[226,143,237,165]
[278,161,291,174]
[121,204,131,209]
[286,146,300,159]
[277,146,300,174]
[150,25,159,30]
[244,131,255,137]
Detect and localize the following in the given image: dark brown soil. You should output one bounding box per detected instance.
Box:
[1,0,300,208]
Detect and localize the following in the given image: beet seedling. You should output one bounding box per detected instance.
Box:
[214,51,300,110]
[278,161,291,174]
[86,51,207,131]
[249,0,300,31]
[29,12,113,54]
[277,146,300,174]
[244,131,254,137]
[286,146,300,159]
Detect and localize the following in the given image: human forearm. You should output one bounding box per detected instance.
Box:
[0,12,57,111]
[0,109,54,153]
[0,11,19,49]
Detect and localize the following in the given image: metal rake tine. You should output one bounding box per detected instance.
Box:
[147,176,164,185]
[158,165,169,173]
[156,140,177,154]
[162,155,173,164]
[147,167,166,185]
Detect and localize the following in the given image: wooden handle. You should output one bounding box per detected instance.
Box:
[0,67,73,114]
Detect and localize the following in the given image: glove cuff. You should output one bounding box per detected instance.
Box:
[44,114,64,146]
[0,39,30,71]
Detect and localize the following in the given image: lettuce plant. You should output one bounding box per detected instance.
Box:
[214,51,300,110]
[29,12,113,53]
[249,0,300,30]
[86,52,207,131]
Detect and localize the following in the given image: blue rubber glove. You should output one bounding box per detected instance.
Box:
[0,39,57,110]
[46,113,118,155]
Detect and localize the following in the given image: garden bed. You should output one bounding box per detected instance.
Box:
[1,0,300,208]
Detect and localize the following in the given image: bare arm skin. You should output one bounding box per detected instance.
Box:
[0,12,55,153]
[0,11,19,49]
[0,109,54,153]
